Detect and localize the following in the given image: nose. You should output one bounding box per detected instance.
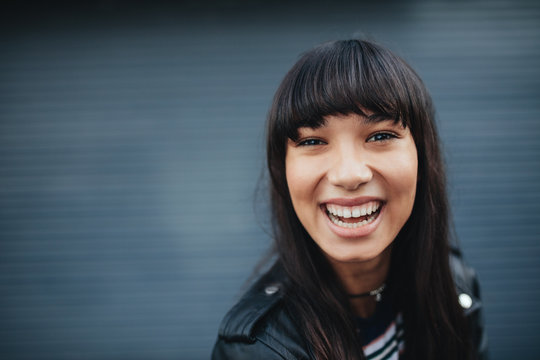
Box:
[327,148,373,191]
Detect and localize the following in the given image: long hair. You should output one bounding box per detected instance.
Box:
[266,40,472,359]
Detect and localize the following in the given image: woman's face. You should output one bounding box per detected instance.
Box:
[285,113,418,264]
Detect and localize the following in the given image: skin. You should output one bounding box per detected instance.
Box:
[285,113,418,317]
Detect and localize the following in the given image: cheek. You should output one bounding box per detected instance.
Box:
[285,158,312,203]
[285,155,327,225]
[389,149,418,204]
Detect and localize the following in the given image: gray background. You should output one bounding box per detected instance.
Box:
[1,1,539,359]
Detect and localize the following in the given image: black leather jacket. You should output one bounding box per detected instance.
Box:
[212,251,488,359]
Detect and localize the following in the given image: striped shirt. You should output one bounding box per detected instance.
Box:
[363,313,404,360]
[356,298,405,360]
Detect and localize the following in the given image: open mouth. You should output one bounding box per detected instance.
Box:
[324,201,382,229]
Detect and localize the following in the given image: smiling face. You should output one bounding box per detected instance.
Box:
[285,113,418,264]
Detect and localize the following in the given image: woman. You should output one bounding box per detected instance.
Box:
[212,39,487,359]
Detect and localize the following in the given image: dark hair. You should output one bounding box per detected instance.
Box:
[266,40,472,359]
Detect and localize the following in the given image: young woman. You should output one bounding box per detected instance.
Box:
[212,39,487,360]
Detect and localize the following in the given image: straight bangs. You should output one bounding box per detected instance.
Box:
[273,40,423,141]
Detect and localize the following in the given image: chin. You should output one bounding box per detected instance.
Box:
[325,248,382,264]
[323,242,392,265]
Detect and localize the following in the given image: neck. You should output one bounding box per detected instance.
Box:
[328,246,391,318]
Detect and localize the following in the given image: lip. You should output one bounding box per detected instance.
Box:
[321,201,384,238]
[323,196,382,207]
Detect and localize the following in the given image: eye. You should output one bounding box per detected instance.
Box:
[367,132,397,142]
[297,138,326,146]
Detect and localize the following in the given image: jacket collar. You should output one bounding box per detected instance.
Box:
[218,263,285,342]
[218,251,482,341]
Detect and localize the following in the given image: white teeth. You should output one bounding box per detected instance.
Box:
[325,201,382,229]
[328,210,378,229]
[327,205,335,215]
[325,201,381,218]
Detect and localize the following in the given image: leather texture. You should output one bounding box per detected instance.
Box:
[212,251,488,359]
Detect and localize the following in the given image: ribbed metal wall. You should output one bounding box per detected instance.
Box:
[1,1,539,359]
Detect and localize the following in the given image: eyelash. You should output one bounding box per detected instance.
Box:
[367,132,397,142]
[297,138,326,146]
[297,132,397,146]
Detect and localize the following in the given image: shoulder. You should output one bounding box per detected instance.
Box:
[212,252,488,360]
[449,248,482,315]
[449,248,489,359]
[211,263,310,360]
